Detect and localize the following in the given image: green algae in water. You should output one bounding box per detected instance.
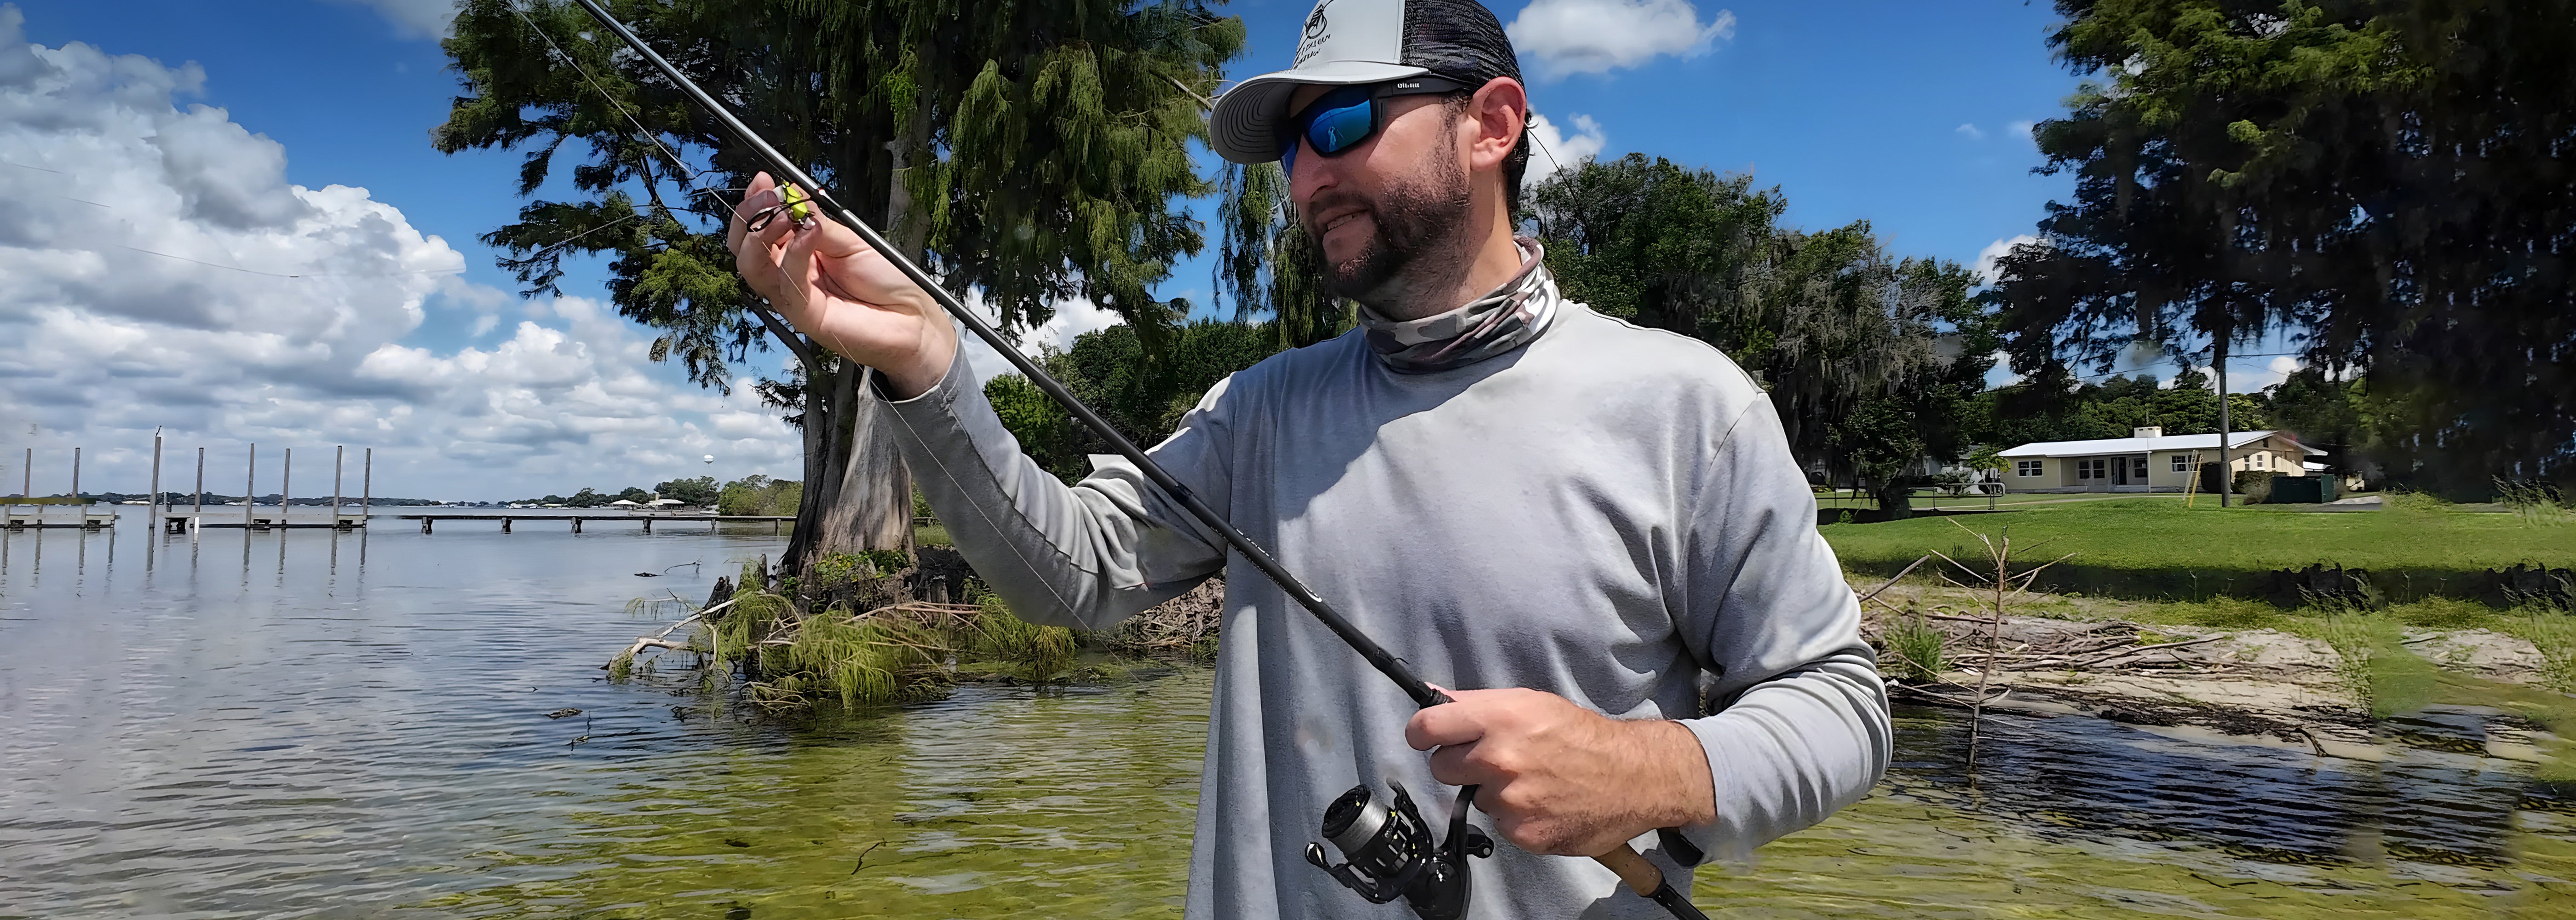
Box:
[411,674,1212,919]
[1701,793,2576,918]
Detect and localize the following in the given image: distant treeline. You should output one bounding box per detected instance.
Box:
[501,476,802,516]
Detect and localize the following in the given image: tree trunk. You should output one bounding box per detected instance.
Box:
[819,371,914,553]
[797,81,936,569]
[1871,477,1915,521]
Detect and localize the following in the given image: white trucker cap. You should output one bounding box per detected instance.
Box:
[1208,0,1524,164]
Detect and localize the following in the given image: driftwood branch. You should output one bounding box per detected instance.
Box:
[616,598,739,661]
[1858,554,1934,604]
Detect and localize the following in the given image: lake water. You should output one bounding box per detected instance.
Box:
[2,513,2570,918]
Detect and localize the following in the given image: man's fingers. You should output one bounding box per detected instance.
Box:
[1426,740,1484,787]
[1405,700,1490,751]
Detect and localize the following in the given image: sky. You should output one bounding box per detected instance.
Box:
[0,0,2299,501]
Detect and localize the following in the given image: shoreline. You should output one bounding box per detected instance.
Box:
[1860,579,2573,766]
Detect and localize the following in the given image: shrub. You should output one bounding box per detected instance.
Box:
[2232,470,2282,504]
[2494,477,2572,526]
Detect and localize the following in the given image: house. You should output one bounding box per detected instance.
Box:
[1995,427,2323,494]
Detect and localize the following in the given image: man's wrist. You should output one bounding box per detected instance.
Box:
[880,334,958,400]
[1627,718,1717,830]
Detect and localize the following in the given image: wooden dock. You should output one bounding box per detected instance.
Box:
[161,512,371,533]
[4,507,119,530]
[393,513,795,534]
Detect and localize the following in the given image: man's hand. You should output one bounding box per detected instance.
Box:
[726,172,958,397]
[1405,688,1714,857]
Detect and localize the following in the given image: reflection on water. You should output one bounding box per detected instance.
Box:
[0,516,2568,918]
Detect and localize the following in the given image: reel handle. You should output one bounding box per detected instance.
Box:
[1593,845,1711,920]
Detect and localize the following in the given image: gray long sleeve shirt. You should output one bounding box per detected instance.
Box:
[885,291,1890,919]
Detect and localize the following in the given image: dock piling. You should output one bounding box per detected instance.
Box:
[282,448,292,528]
[333,446,346,528]
[245,444,256,530]
[502,517,512,534]
[194,447,204,513]
[150,430,162,517]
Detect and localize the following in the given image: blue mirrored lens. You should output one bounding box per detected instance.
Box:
[1305,94,1375,155]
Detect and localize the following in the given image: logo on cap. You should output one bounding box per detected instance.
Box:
[1294,0,1334,65]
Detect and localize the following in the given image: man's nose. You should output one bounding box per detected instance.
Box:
[1288,139,1335,207]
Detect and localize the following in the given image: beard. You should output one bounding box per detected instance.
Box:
[1301,147,1473,311]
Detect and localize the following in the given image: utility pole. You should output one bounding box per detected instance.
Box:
[2216,336,2231,508]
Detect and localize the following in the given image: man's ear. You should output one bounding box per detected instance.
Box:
[1464,77,1528,174]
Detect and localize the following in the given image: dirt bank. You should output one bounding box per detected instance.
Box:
[1857,578,2571,765]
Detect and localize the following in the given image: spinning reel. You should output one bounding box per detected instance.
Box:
[1305,781,1493,920]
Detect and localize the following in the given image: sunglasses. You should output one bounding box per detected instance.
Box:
[1280,76,1472,174]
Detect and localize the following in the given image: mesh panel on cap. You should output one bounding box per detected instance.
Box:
[1401,0,1521,86]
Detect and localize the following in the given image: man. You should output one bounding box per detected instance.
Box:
[726,0,1889,914]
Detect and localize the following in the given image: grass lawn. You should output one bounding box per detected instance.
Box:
[1823,497,2571,602]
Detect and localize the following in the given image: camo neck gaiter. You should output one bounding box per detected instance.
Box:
[1356,236,1561,374]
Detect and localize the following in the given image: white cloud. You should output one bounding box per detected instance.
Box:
[2242,355,2303,391]
[2009,119,2038,146]
[1955,123,1985,140]
[957,295,1124,385]
[1973,234,2040,285]
[1506,0,1736,80]
[0,9,799,500]
[1527,112,1606,180]
[328,0,459,38]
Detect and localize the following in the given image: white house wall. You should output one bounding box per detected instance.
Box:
[2000,434,2312,494]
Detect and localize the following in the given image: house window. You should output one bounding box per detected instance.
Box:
[2076,458,2106,479]
[2171,454,2191,473]
[2133,457,2150,479]
[2255,452,2268,470]
[2016,460,2042,477]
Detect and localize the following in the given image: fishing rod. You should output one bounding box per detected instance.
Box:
[559,3,1707,917]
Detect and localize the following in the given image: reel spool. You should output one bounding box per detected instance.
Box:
[1304,782,1493,920]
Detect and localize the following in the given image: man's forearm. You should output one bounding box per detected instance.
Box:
[883,346,1225,631]
[1624,718,1718,831]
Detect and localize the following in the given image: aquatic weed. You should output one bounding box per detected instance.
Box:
[1880,613,1947,683]
[971,594,1076,680]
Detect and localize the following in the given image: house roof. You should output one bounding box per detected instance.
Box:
[1997,430,2321,459]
